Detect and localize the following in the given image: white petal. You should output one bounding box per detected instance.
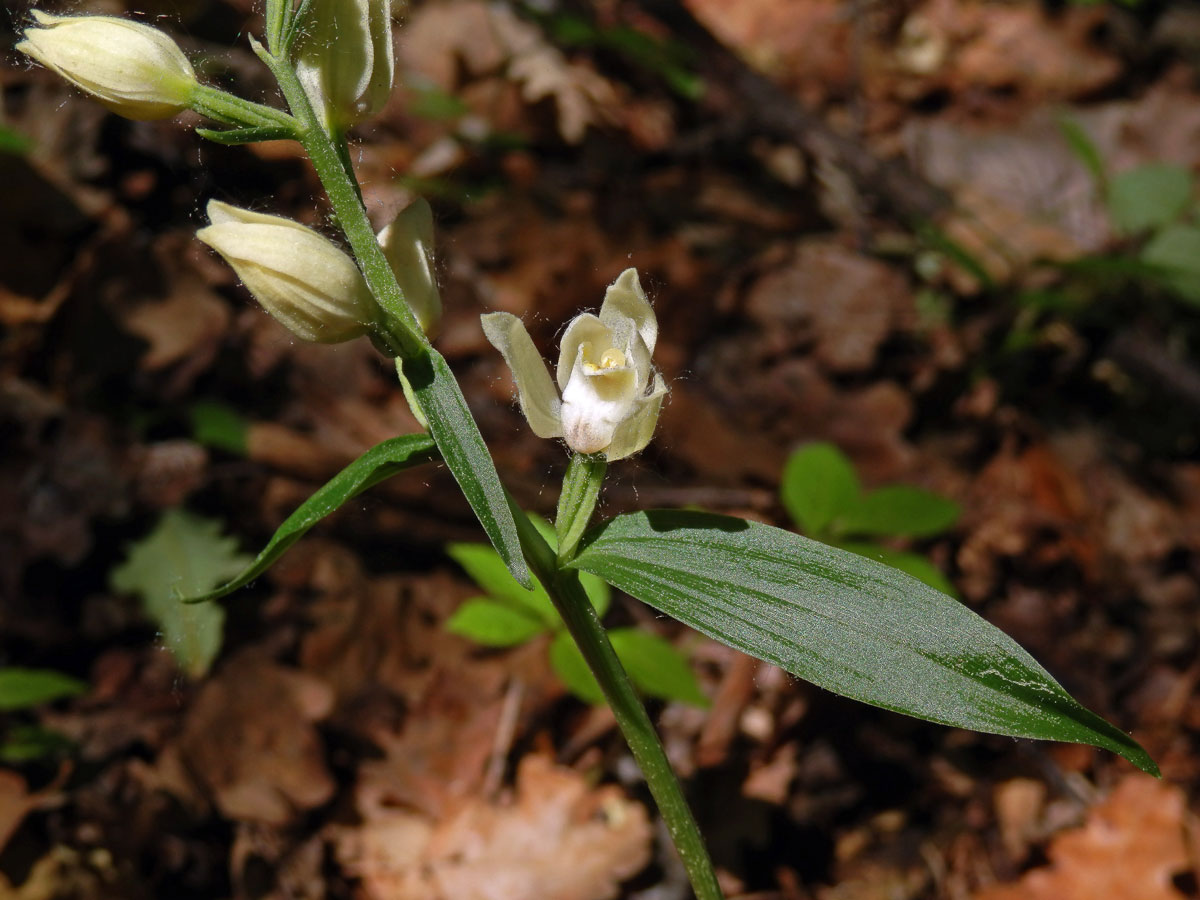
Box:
[481,312,563,439]
[378,197,441,336]
[555,313,609,392]
[599,268,656,356]
[560,357,639,455]
[603,373,667,461]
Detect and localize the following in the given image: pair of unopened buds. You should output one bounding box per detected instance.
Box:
[17,8,666,461]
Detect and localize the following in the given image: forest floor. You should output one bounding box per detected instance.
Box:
[2,0,1200,898]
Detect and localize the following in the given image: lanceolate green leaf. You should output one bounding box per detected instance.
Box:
[569,510,1158,775]
[406,350,531,587]
[185,433,438,603]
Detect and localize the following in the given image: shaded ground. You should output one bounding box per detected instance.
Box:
[2,0,1199,898]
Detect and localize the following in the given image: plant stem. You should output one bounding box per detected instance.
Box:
[254,41,426,349]
[522,499,725,900]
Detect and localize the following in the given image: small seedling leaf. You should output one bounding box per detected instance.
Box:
[609,628,709,707]
[781,443,860,536]
[549,630,605,704]
[0,668,87,711]
[111,510,250,678]
[1141,224,1200,305]
[447,599,549,646]
[837,485,960,539]
[1107,163,1193,235]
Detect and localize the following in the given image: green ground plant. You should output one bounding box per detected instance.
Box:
[447,515,708,707]
[781,442,959,597]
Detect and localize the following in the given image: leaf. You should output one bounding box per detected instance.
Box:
[0,668,87,711]
[1107,163,1193,235]
[1141,224,1200,305]
[189,401,248,455]
[447,599,549,646]
[0,725,74,763]
[838,541,957,597]
[448,529,610,625]
[407,350,531,587]
[447,543,558,626]
[0,124,32,156]
[837,485,960,538]
[111,510,250,678]
[1058,116,1106,188]
[549,630,605,704]
[569,510,1158,775]
[185,433,437,604]
[608,629,709,707]
[781,443,861,536]
[195,124,296,145]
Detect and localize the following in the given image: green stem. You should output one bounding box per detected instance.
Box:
[254,40,426,349]
[512,504,724,900]
[555,453,607,563]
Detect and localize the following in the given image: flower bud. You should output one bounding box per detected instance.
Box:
[481,269,667,461]
[378,197,442,338]
[295,0,394,131]
[197,200,377,344]
[16,11,197,121]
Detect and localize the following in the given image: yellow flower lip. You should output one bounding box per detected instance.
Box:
[582,345,627,374]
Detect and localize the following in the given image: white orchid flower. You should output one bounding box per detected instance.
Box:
[481,268,667,460]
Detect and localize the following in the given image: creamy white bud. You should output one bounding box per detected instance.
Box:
[197,200,377,344]
[17,11,197,121]
[378,197,442,337]
[481,268,666,460]
[295,0,394,131]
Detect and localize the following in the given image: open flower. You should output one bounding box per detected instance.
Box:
[196,200,377,344]
[481,269,667,460]
[295,0,394,131]
[16,11,197,121]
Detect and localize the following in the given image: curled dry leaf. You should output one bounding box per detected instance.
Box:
[974,775,1193,900]
[336,755,652,900]
[173,654,335,826]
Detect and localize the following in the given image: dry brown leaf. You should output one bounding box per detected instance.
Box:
[974,775,1193,900]
[744,241,914,372]
[120,280,229,371]
[399,0,617,144]
[173,654,335,826]
[336,755,652,900]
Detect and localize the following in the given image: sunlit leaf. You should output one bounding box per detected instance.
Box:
[569,510,1158,775]
[781,443,860,537]
[447,599,549,646]
[609,628,709,707]
[1107,163,1193,235]
[0,668,87,711]
[837,485,960,539]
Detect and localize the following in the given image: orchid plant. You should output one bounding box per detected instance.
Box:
[17,4,1158,899]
